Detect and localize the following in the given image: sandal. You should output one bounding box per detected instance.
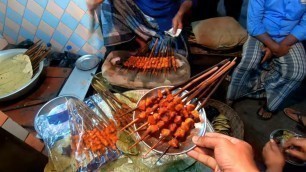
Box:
[283,108,306,128]
[257,105,274,120]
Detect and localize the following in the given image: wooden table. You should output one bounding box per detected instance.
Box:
[0,67,72,132]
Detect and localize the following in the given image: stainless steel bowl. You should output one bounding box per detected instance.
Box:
[34,96,78,139]
[133,86,207,155]
[0,49,44,102]
[270,129,306,166]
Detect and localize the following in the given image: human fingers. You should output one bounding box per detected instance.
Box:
[193,147,214,157]
[187,150,217,170]
[178,21,183,29]
[261,51,269,64]
[205,132,241,144]
[192,135,228,149]
[172,19,178,35]
[261,47,272,63]
[285,149,306,161]
[284,138,306,149]
[262,141,271,157]
[263,141,270,152]
[269,139,280,152]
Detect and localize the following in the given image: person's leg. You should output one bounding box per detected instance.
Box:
[283,108,306,127]
[227,36,263,104]
[264,42,306,112]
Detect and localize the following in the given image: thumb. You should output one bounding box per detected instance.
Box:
[269,139,280,152]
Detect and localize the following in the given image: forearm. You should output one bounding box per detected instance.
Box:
[177,0,193,17]
[255,33,279,51]
[280,34,298,46]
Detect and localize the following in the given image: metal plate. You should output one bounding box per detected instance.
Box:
[0,49,44,102]
[76,54,100,71]
[34,96,78,143]
[133,86,207,155]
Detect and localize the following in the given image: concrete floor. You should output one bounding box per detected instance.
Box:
[228,81,306,171]
[234,98,306,171]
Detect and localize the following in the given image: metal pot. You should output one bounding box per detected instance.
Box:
[0,49,44,102]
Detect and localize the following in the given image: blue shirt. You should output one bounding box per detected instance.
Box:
[134,0,188,31]
[247,0,306,42]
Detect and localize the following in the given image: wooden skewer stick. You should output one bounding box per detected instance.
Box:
[119,118,139,132]
[184,59,235,103]
[155,144,171,165]
[24,40,42,55]
[187,70,224,105]
[143,136,165,158]
[176,67,220,100]
[169,59,230,92]
[195,79,218,101]
[197,71,230,110]
[116,107,137,118]
[142,39,159,75]
[129,122,148,136]
[89,98,110,125]
[173,66,219,97]
[91,73,138,103]
[128,134,150,150]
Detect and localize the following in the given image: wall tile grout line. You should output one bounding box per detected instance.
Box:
[78,5,89,55]
[1,0,7,36]
[33,0,51,44]
[53,1,75,52]
[17,0,28,43]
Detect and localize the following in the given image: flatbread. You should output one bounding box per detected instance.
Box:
[0,54,33,96]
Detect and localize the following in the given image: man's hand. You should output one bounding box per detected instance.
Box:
[261,46,273,64]
[255,33,290,58]
[187,133,258,172]
[172,0,192,34]
[284,137,306,161]
[172,14,183,34]
[262,139,285,172]
[270,43,290,57]
[87,0,104,11]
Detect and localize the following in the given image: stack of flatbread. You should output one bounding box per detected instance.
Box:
[0,54,33,97]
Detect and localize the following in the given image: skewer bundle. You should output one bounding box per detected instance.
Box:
[91,76,135,129]
[68,99,119,168]
[122,39,178,76]
[118,58,237,162]
[24,40,51,75]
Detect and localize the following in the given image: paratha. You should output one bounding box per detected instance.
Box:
[0,54,33,97]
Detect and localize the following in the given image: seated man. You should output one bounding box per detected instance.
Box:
[227,0,306,119]
[88,0,194,52]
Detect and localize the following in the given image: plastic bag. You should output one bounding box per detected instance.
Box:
[67,99,121,171]
[35,97,121,172]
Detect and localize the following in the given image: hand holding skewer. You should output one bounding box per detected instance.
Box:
[120,58,237,163]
